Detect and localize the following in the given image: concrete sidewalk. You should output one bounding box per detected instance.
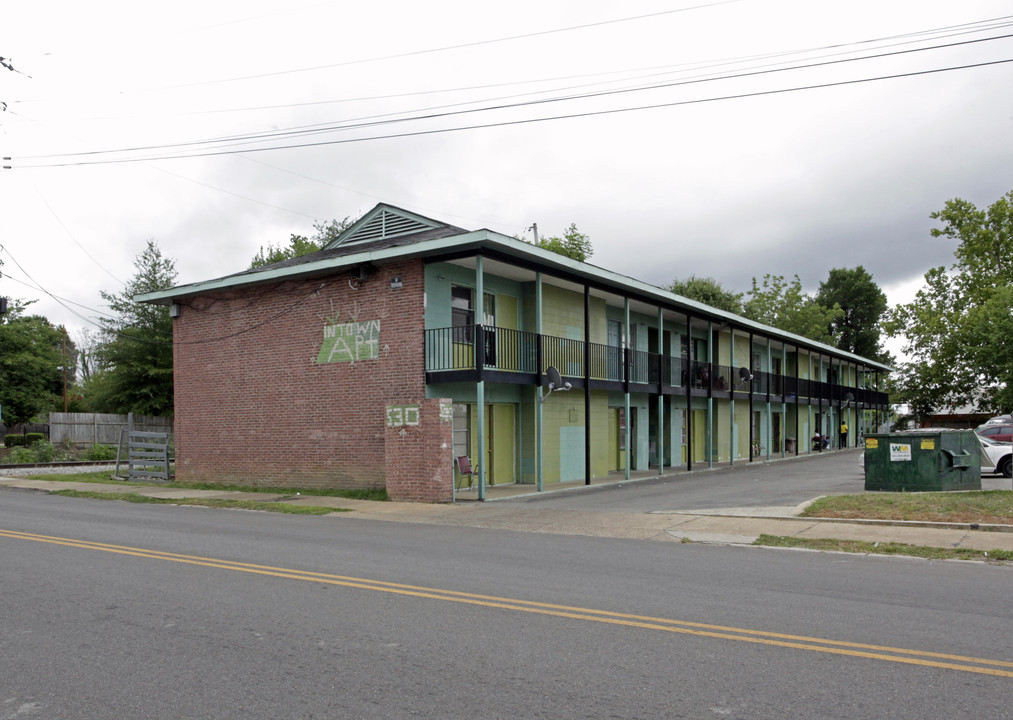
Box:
[3,474,1013,554]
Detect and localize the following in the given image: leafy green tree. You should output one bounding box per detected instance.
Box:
[885,189,1013,412]
[250,218,352,269]
[90,240,177,416]
[530,223,593,262]
[668,275,743,314]
[742,273,843,344]
[0,303,67,424]
[815,266,889,361]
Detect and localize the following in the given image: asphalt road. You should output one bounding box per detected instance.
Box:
[1,488,1010,719]
[507,448,1011,511]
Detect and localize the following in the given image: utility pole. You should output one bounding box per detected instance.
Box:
[528,223,539,245]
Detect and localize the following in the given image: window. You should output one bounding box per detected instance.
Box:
[451,285,474,342]
[453,404,471,462]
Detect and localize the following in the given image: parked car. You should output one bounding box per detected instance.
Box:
[976,423,1012,443]
[978,435,1013,479]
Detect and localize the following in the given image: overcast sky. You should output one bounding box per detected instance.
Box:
[2,0,1011,352]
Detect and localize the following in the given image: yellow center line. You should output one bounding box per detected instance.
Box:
[3,528,1011,678]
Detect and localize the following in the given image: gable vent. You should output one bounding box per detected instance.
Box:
[343,209,433,244]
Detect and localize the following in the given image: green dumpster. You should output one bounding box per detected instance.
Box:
[864,430,981,492]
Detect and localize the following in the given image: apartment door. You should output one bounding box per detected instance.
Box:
[484,404,516,486]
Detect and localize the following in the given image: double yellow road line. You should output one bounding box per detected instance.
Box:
[3,528,1011,678]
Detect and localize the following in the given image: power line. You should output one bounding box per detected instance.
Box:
[12,28,1013,165]
[11,52,1012,169]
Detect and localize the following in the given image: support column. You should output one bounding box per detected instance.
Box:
[624,298,631,480]
[584,284,591,485]
[706,320,713,469]
[657,307,664,475]
[535,272,544,492]
[729,327,736,466]
[476,256,486,500]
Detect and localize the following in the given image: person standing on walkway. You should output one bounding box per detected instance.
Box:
[839,420,848,448]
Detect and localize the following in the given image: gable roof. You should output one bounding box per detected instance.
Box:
[135,202,893,372]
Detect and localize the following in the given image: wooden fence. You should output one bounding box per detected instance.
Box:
[48,412,172,446]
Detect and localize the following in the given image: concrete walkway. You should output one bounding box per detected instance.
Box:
[2,473,1013,554]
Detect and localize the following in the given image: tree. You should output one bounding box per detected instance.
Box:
[742,274,843,344]
[885,189,1013,412]
[0,303,67,424]
[90,240,177,416]
[529,223,593,262]
[668,275,743,314]
[815,266,889,361]
[250,218,352,269]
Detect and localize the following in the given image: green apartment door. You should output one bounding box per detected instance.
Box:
[484,404,516,486]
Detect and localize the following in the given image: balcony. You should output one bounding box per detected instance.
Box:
[425,326,889,408]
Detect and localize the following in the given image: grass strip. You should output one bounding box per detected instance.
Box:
[50,489,345,515]
[24,471,387,501]
[755,534,1013,563]
[801,490,1013,525]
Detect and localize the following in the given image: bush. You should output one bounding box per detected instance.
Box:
[25,433,46,445]
[4,434,27,447]
[4,446,37,464]
[28,440,57,463]
[0,440,73,465]
[84,443,118,461]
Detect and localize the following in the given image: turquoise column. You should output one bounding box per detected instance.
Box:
[476,256,486,500]
[536,272,544,493]
[657,307,664,475]
[706,321,713,469]
[765,340,772,461]
[624,298,631,480]
[729,327,736,466]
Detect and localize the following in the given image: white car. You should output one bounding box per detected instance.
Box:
[978,435,1012,479]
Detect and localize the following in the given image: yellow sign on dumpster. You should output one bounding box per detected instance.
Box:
[921,439,935,450]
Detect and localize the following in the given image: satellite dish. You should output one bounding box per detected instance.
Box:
[843,391,855,407]
[541,366,572,403]
[736,366,753,388]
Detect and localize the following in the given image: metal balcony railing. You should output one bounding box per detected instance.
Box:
[424,325,888,406]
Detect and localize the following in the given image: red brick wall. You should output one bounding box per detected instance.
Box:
[384,398,454,503]
[172,259,427,491]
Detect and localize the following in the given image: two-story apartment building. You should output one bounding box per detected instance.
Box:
[139,203,890,502]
